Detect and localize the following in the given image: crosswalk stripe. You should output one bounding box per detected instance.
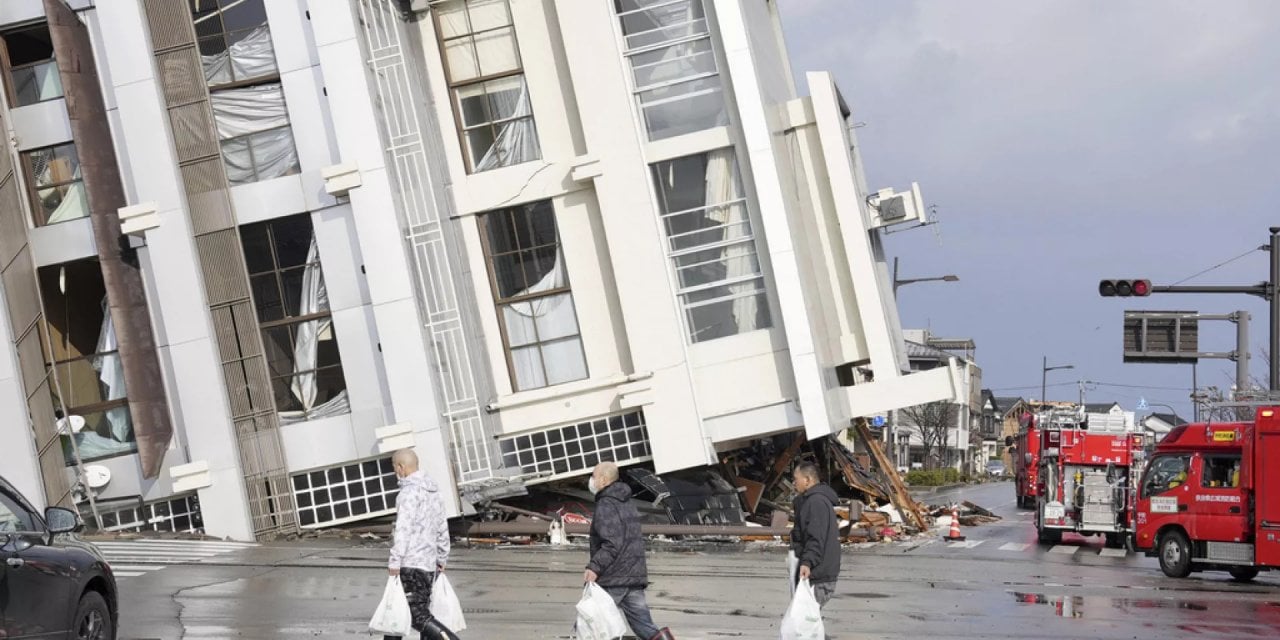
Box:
[1099,548,1128,558]
[95,539,254,581]
[999,542,1030,552]
[1049,545,1079,554]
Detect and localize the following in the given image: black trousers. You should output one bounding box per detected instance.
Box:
[384,568,460,640]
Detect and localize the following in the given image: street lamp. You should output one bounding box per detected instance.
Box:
[1042,356,1074,404]
[892,257,959,295]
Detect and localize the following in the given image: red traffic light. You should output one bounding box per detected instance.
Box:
[1099,279,1152,297]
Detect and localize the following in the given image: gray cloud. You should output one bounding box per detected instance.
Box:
[780,1,1279,411]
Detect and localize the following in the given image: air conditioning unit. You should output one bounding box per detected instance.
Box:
[867,182,928,230]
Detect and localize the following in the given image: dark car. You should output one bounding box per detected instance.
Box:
[1,475,117,639]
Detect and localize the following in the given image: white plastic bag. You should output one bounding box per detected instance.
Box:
[780,579,825,640]
[430,573,467,632]
[574,583,628,640]
[369,576,413,636]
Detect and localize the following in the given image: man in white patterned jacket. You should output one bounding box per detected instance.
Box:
[385,449,459,640]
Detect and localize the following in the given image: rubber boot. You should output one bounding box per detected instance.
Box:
[648,628,676,640]
[420,618,461,640]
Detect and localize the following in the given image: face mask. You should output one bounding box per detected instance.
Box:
[588,477,599,495]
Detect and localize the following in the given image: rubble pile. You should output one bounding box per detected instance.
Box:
[456,418,991,546]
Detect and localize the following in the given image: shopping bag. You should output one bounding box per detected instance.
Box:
[369,576,413,636]
[430,573,467,632]
[779,579,824,640]
[574,583,628,640]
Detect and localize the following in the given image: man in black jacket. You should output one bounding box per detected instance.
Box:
[583,462,674,640]
[791,462,841,608]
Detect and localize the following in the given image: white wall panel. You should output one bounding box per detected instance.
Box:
[230,174,309,225]
[29,217,96,267]
[10,100,73,151]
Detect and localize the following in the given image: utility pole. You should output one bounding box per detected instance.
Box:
[1270,226,1279,390]
[1237,311,1251,395]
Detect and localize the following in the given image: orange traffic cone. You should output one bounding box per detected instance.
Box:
[944,506,966,542]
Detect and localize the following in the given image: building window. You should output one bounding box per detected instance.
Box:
[499,411,651,481]
[479,200,587,391]
[292,457,399,528]
[615,0,728,141]
[189,0,300,185]
[23,143,89,227]
[38,260,137,465]
[240,214,349,424]
[651,149,771,343]
[1,24,63,107]
[92,494,204,534]
[434,0,540,172]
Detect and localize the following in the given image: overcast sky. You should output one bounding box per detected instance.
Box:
[779,1,1278,416]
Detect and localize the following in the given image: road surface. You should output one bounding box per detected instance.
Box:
[110,481,1280,639]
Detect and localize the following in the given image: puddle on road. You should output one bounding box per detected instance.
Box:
[1011,591,1280,621]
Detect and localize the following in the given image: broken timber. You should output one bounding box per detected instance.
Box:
[852,418,930,530]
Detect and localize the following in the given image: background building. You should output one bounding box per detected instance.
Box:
[0,0,959,541]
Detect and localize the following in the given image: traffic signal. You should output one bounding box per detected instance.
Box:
[1098,279,1151,297]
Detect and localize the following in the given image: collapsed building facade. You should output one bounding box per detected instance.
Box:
[0,0,962,541]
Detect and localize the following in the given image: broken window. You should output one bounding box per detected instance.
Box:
[23,142,89,227]
[651,148,771,343]
[434,0,540,172]
[240,214,349,424]
[479,200,587,391]
[38,259,137,465]
[190,0,300,185]
[1,24,63,107]
[615,0,728,141]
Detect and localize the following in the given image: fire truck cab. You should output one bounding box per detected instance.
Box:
[1134,407,1280,581]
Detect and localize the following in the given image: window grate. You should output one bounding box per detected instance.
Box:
[498,411,652,482]
[292,457,400,528]
[91,494,204,534]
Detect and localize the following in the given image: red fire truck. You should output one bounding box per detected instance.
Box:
[1033,406,1145,546]
[1133,406,1280,581]
[1013,412,1041,508]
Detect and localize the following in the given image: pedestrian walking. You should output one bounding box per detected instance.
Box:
[583,462,675,640]
[385,449,459,640]
[790,462,841,609]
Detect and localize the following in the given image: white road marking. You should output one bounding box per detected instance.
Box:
[1099,548,1128,558]
[947,540,986,549]
[999,543,1031,552]
[1050,545,1079,555]
[96,539,255,581]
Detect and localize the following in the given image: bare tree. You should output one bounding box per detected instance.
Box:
[901,401,958,470]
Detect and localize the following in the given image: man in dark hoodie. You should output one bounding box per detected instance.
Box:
[584,462,675,640]
[791,462,841,609]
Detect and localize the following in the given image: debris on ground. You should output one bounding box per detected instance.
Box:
[450,418,1009,547]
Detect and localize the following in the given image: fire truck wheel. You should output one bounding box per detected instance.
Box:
[1104,532,1125,549]
[1158,530,1193,578]
[1037,525,1061,545]
[1228,567,1259,583]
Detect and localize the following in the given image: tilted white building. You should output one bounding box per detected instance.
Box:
[0,0,959,541]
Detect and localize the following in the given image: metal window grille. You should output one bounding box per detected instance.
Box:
[614,0,728,140]
[354,0,498,485]
[292,457,399,528]
[498,411,652,482]
[91,494,203,534]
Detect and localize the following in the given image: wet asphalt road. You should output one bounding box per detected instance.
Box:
[111,481,1280,639]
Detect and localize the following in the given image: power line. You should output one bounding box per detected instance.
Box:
[1171,246,1265,286]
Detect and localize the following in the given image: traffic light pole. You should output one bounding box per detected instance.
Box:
[1135,227,1279,391]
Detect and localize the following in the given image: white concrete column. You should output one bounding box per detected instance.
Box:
[306,0,458,513]
[95,0,253,540]
[552,1,711,472]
